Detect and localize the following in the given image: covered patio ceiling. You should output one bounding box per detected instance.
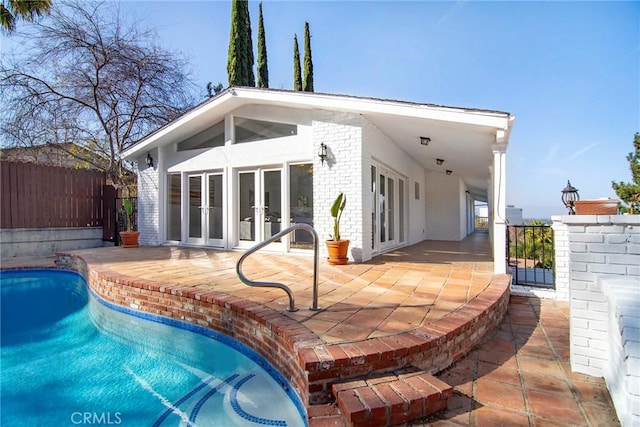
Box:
[363,112,504,201]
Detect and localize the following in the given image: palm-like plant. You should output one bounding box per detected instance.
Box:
[1,0,51,32]
[122,199,135,232]
[329,192,346,241]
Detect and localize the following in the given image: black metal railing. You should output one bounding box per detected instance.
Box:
[506,225,555,288]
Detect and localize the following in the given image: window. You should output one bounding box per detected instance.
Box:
[177,120,224,151]
[235,117,297,144]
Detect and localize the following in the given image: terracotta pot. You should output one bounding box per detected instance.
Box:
[326,240,349,265]
[119,231,140,248]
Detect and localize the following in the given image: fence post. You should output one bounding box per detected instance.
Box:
[102,185,120,242]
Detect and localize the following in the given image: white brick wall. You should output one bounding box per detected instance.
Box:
[601,276,640,427]
[137,158,160,245]
[312,112,363,262]
[553,215,640,380]
[551,217,570,301]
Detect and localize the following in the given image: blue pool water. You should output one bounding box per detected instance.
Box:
[1,269,306,426]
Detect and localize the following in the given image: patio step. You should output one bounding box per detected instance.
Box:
[331,371,452,426]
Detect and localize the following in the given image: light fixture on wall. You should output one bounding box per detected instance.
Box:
[420,136,431,146]
[318,143,328,165]
[436,158,444,165]
[446,170,452,175]
[146,152,154,168]
[561,180,579,215]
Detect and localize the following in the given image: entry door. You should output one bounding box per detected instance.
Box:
[379,169,397,250]
[372,165,406,253]
[187,172,225,247]
[238,169,283,248]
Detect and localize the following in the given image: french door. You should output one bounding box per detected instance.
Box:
[372,164,406,253]
[187,172,225,247]
[238,168,283,249]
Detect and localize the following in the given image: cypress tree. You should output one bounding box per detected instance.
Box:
[303,21,314,92]
[227,0,255,87]
[257,2,268,88]
[293,34,302,91]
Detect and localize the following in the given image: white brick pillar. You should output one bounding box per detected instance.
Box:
[491,139,508,274]
[312,113,363,262]
[551,216,570,301]
[136,149,160,245]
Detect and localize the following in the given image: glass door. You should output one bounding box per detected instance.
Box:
[238,169,283,249]
[186,172,225,247]
[187,174,203,244]
[372,164,405,253]
[206,173,224,247]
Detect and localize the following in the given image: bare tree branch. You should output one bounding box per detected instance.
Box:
[0,0,197,188]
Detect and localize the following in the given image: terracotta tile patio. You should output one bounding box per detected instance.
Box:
[50,232,497,345]
[422,295,620,427]
[0,231,620,426]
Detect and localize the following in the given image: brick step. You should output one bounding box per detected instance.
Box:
[331,371,452,426]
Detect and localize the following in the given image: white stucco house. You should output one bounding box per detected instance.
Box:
[122,87,515,274]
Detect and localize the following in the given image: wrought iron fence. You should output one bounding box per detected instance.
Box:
[507,224,555,288]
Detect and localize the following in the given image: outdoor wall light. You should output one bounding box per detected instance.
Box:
[318,143,328,165]
[146,152,154,168]
[436,158,444,165]
[446,170,452,175]
[420,136,431,146]
[561,180,580,215]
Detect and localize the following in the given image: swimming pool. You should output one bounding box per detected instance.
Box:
[1,269,306,426]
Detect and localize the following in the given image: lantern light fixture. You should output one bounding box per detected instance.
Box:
[561,180,580,214]
[318,143,328,165]
[146,152,154,168]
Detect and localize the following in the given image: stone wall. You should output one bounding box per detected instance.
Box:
[0,227,106,259]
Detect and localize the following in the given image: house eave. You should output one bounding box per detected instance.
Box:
[122,87,513,161]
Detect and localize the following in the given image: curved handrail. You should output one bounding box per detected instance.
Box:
[235,223,320,312]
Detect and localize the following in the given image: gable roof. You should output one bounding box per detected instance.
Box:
[122,87,515,199]
[123,87,513,158]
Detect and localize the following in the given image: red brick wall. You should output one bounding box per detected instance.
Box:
[56,254,313,407]
[57,254,510,407]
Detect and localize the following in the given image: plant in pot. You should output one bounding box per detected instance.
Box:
[119,199,139,248]
[326,192,349,265]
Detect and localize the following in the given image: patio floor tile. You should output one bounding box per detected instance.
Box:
[2,233,621,427]
[416,295,620,426]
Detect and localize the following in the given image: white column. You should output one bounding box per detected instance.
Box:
[492,135,508,274]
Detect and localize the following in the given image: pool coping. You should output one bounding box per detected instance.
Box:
[50,252,510,425]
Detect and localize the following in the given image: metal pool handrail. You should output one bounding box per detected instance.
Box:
[235,223,320,312]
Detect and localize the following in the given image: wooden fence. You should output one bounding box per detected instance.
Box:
[1,161,107,229]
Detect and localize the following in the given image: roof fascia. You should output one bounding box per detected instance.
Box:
[232,88,513,130]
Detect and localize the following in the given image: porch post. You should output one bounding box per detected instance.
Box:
[492,134,508,274]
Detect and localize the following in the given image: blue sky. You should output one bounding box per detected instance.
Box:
[119,0,638,219]
[8,1,640,219]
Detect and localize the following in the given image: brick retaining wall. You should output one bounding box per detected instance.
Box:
[56,253,510,418]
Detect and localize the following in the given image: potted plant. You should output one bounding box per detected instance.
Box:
[326,192,349,265]
[119,198,139,248]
